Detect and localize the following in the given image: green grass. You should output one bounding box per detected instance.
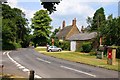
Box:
[35,47,119,71]
[35,47,46,51]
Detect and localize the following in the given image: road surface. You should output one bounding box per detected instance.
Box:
[1,48,119,79]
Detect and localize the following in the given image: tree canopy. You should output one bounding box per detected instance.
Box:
[31,10,52,47]
[86,7,120,46]
[2,4,31,50]
[40,0,61,14]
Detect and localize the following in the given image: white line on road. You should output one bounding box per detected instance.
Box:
[23,68,29,72]
[6,51,42,78]
[61,65,96,77]
[19,66,25,69]
[35,75,42,78]
[3,52,6,55]
[36,58,51,64]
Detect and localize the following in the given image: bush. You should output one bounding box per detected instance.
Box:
[116,46,120,59]
[2,42,21,50]
[60,41,70,50]
[81,42,92,53]
[2,42,16,50]
[13,42,21,48]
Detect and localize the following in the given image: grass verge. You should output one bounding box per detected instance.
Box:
[35,47,119,71]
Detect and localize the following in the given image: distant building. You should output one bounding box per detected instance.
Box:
[56,18,98,51]
[68,32,98,51]
[56,18,80,40]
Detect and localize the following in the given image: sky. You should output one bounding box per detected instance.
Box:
[6,0,119,31]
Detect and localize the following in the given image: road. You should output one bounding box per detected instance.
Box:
[1,48,119,79]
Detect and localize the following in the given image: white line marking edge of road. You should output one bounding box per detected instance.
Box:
[6,51,42,78]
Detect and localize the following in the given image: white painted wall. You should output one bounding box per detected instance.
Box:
[70,41,76,51]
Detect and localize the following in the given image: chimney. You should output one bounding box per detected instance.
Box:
[62,20,65,29]
[72,18,76,26]
[81,26,85,33]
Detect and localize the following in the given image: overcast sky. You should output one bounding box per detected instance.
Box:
[6,0,119,31]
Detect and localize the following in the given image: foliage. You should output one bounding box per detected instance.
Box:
[86,7,120,46]
[92,7,106,31]
[51,28,60,38]
[41,0,61,14]
[81,42,92,53]
[61,41,70,50]
[31,10,52,47]
[100,15,120,46]
[2,4,30,50]
[116,47,120,59]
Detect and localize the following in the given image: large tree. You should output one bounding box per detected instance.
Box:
[31,10,52,47]
[88,7,106,31]
[99,15,120,46]
[2,4,30,49]
[86,7,120,46]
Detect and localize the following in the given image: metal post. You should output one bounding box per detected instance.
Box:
[29,70,34,80]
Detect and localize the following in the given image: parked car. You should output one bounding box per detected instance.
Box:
[47,46,62,52]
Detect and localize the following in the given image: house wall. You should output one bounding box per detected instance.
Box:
[66,25,80,40]
[71,39,98,51]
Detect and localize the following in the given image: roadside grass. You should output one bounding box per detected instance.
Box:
[0,74,26,80]
[35,47,119,71]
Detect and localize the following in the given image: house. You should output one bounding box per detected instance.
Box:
[68,32,97,51]
[56,18,80,41]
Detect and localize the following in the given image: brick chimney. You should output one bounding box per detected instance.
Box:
[72,18,76,26]
[81,26,85,33]
[62,20,65,29]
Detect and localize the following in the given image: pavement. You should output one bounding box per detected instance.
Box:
[0,48,119,79]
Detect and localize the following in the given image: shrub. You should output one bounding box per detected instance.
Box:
[116,46,120,59]
[13,42,21,48]
[2,42,16,50]
[2,42,21,50]
[60,41,70,50]
[81,42,92,53]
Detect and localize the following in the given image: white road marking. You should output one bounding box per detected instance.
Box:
[36,58,51,64]
[61,65,96,77]
[23,68,29,72]
[6,51,42,78]
[17,64,22,67]
[19,66,25,69]
[3,52,6,55]
[35,75,42,78]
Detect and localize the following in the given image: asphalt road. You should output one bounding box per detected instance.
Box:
[2,48,119,79]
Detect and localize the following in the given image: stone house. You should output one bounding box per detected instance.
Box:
[67,32,98,51]
[56,18,80,41]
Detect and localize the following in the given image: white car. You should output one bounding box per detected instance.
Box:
[47,46,62,52]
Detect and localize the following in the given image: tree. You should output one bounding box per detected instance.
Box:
[40,0,61,14]
[99,15,120,46]
[2,4,30,49]
[86,7,120,46]
[31,10,52,47]
[51,27,60,38]
[90,7,106,31]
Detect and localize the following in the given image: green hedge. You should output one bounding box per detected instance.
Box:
[81,42,92,53]
[116,47,120,59]
[2,42,21,50]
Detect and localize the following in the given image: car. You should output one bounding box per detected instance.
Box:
[47,46,62,52]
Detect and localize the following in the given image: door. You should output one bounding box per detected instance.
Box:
[70,41,76,51]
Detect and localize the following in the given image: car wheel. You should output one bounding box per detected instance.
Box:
[58,49,61,52]
[49,49,52,52]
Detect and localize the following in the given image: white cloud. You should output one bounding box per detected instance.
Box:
[7,0,18,8]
